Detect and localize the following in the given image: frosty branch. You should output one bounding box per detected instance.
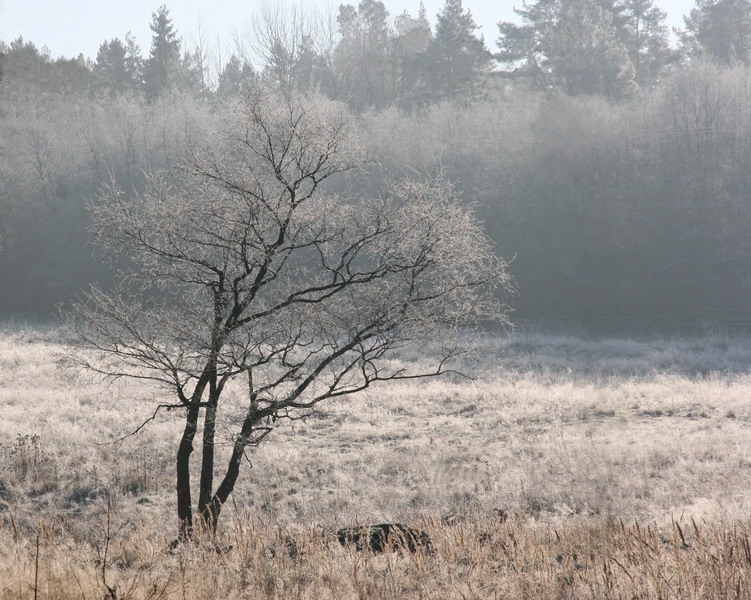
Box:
[65,87,511,540]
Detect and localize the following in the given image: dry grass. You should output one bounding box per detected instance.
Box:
[2,324,751,598]
[4,513,751,599]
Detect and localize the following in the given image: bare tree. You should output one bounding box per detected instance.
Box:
[236,1,337,92]
[236,1,309,88]
[66,88,511,541]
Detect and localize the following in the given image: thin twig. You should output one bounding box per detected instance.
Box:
[95,403,185,446]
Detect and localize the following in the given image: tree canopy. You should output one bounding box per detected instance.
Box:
[66,89,511,538]
[680,0,751,64]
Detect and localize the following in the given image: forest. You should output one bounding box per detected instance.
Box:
[2,0,751,331]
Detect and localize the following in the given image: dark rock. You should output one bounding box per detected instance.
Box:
[336,523,432,553]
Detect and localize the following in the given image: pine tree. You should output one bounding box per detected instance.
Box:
[124,32,144,90]
[143,5,182,98]
[547,0,639,98]
[217,55,255,98]
[680,0,751,64]
[0,37,51,87]
[94,38,133,93]
[497,0,642,99]
[361,0,391,106]
[180,49,208,98]
[332,4,360,104]
[427,0,491,101]
[497,0,558,88]
[332,1,392,109]
[390,7,432,107]
[620,0,675,86]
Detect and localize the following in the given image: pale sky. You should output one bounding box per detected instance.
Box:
[0,0,696,62]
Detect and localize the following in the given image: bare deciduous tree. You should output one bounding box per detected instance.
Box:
[66,88,511,541]
[236,1,337,92]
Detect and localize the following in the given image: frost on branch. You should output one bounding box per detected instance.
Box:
[66,88,512,537]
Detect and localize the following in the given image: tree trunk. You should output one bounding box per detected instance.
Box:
[198,314,222,529]
[198,394,218,529]
[199,409,260,528]
[200,443,243,527]
[176,403,201,541]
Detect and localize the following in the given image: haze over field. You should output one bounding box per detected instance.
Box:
[3,0,751,331]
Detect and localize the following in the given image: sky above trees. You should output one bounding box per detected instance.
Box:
[0,0,692,61]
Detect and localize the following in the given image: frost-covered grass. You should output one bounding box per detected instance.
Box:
[3,327,751,598]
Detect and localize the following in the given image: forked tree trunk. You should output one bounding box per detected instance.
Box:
[176,403,201,541]
[199,309,223,523]
[198,395,218,522]
[198,410,260,529]
[199,442,245,528]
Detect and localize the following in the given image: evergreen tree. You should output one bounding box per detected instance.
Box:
[547,0,639,98]
[620,0,675,86]
[0,37,94,94]
[143,5,182,98]
[427,0,491,101]
[332,1,392,109]
[259,38,295,89]
[124,32,144,89]
[0,37,51,87]
[217,55,255,98]
[291,34,318,92]
[680,0,751,64]
[94,38,138,93]
[390,6,432,107]
[52,54,94,94]
[497,0,554,88]
[359,0,391,106]
[498,0,642,98]
[180,49,208,98]
[332,4,362,106]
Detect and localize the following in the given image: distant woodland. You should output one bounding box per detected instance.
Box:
[3,0,751,331]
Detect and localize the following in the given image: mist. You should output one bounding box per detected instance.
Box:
[1,0,749,333]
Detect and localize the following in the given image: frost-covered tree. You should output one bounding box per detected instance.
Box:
[67,89,511,540]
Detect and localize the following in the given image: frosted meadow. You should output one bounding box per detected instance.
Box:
[3,325,751,598]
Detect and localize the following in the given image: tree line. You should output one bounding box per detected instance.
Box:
[3,0,751,330]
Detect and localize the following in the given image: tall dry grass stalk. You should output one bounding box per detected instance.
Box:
[3,512,751,599]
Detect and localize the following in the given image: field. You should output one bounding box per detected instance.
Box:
[2,324,751,598]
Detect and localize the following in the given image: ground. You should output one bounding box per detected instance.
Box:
[2,323,751,598]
